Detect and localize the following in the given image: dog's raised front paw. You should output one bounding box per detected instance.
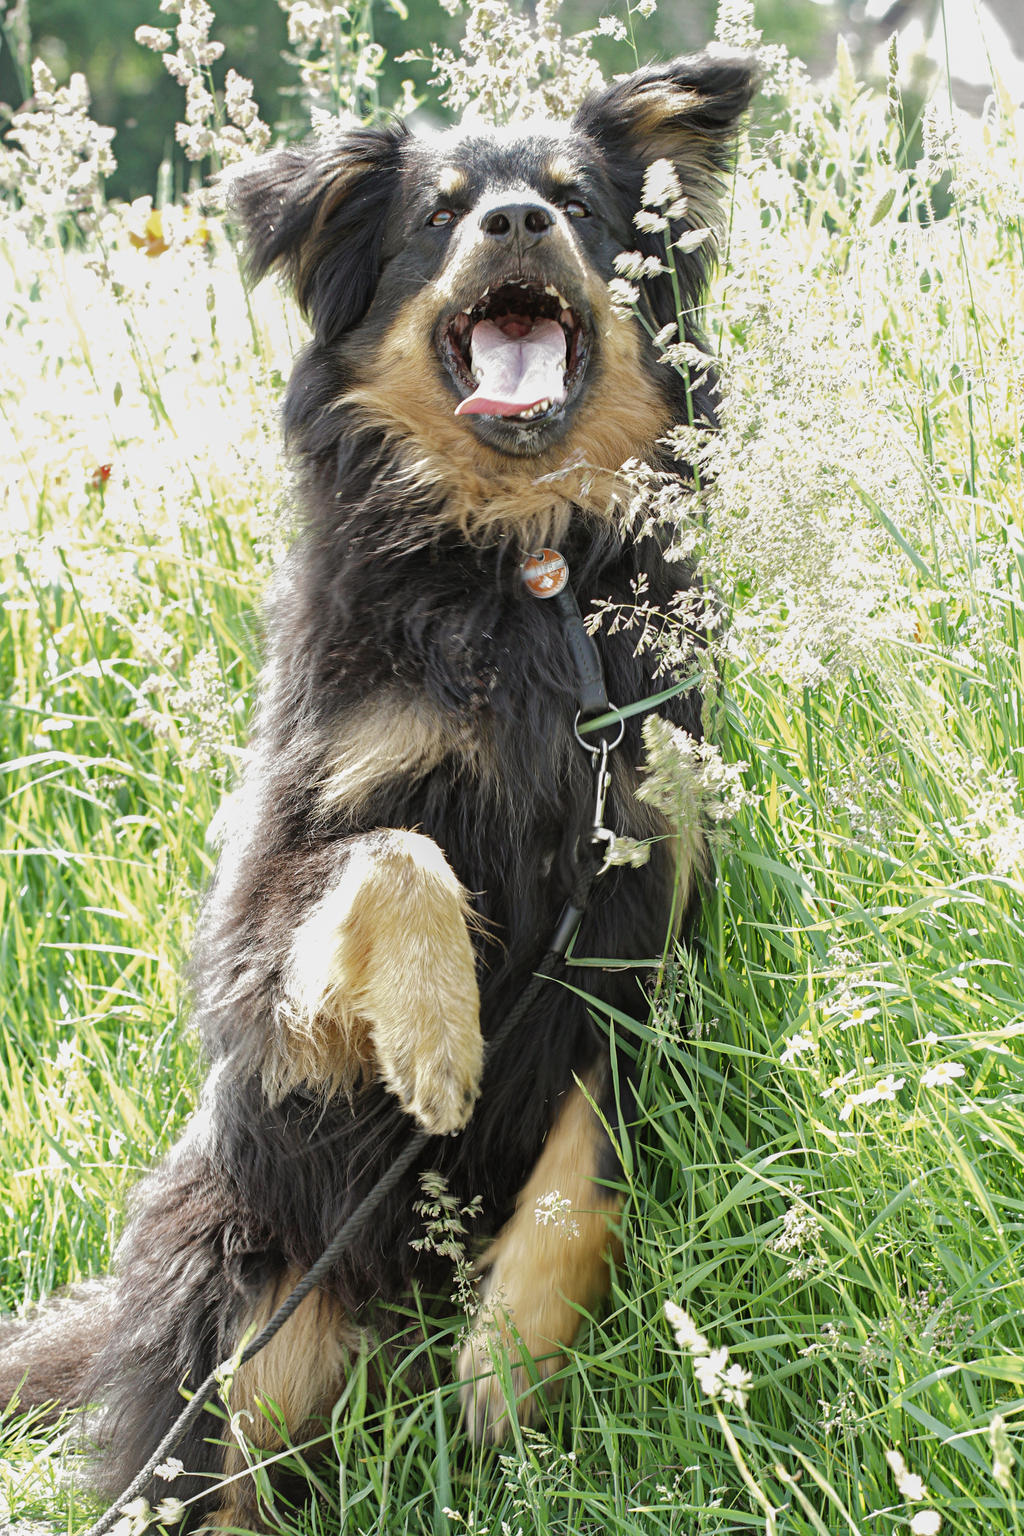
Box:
[375,997,482,1137]
[355,830,482,1134]
[274,829,482,1131]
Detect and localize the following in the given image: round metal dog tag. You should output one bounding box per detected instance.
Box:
[522,548,568,598]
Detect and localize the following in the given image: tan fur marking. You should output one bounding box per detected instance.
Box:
[271,830,482,1134]
[315,693,469,819]
[458,1074,622,1442]
[341,279,671,543]
[438,166,469,198]
[617,83,731,232]
[205,1271,358,1529]
[545,153,579,188]
[629,83,703,140]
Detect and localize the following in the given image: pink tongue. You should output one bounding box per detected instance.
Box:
[455,317,567,418]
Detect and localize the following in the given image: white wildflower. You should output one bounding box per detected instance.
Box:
[772,1200,822,1256]
[608,277,640,313]
[885,1448,927,1501]
[837,1073,905,1121]
[135,25,173,50]
[818,1387,858,1435]
[921,1062,966,1089]
[111,1497,154,1536]
[153,1498,187,1527]
[771,1195,826,1281]
[780,1032,815,1065]
[637,715,754,833]
[721,1362,752,1407]
[153,1457,185,1481]
[674,226,712,253]
[614,250,668,281]
[0,60,116,224]
[146,0,268,167]
[714,0,759,51]
[641,158,682,212]
[534,1189,579,1240]
[909,1513,942,1536]
[407,0,606,124]
[693,1347,751,1409]
[825,991,880,1032]
[634,208,669,235]
[822,1069,859,1105]
[692,1345,729,1395]
[664,1300,710,1356]
[54,1039,78,1075]
[663,1300,750,1409]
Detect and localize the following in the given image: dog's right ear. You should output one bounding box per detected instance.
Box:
[226,122,409,343]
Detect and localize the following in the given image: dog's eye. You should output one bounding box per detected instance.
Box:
[427,208,458,228]
[561,199,590,219]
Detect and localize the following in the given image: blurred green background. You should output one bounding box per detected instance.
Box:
[0,0,869,202]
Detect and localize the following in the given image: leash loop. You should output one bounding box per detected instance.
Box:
[572,706,625,755]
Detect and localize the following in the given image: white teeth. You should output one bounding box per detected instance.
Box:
[544,284,559,296]
[517,398,552,420]
[557,291,569,309]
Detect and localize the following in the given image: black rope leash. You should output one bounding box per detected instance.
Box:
[81,552,619,1536]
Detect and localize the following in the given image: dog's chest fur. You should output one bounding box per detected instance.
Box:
[258,514,687,905]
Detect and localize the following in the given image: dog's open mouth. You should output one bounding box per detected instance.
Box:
[441,280,589,425]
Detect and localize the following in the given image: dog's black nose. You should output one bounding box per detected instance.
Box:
[479,201,555,246]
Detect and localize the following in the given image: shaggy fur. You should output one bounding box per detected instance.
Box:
[0,52,757,1530]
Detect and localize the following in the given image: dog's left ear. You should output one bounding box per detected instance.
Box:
[226,121,409,342]
[573,51,759,212]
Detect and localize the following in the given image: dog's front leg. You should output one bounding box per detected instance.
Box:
[458,1068,623,1441]
[271,829,482,1135]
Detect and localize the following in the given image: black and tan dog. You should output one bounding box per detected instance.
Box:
[0,52,756,1529]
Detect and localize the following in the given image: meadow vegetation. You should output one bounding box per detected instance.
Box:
[1,0,1022,1531]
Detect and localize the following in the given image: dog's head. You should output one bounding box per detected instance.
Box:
[231,54,757,528]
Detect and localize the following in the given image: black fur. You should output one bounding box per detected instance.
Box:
[0,51,758,1528]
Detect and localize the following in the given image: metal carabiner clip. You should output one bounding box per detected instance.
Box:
[574,707,625,878]
[589,737,620,876]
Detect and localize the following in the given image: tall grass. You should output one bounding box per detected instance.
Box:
[1,2,1022,1532]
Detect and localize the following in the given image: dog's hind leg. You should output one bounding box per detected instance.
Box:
[205,1270,358,1532]
[273,828,483,1136]
[457,1067,623,1443]
[78,1140,357,1532]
